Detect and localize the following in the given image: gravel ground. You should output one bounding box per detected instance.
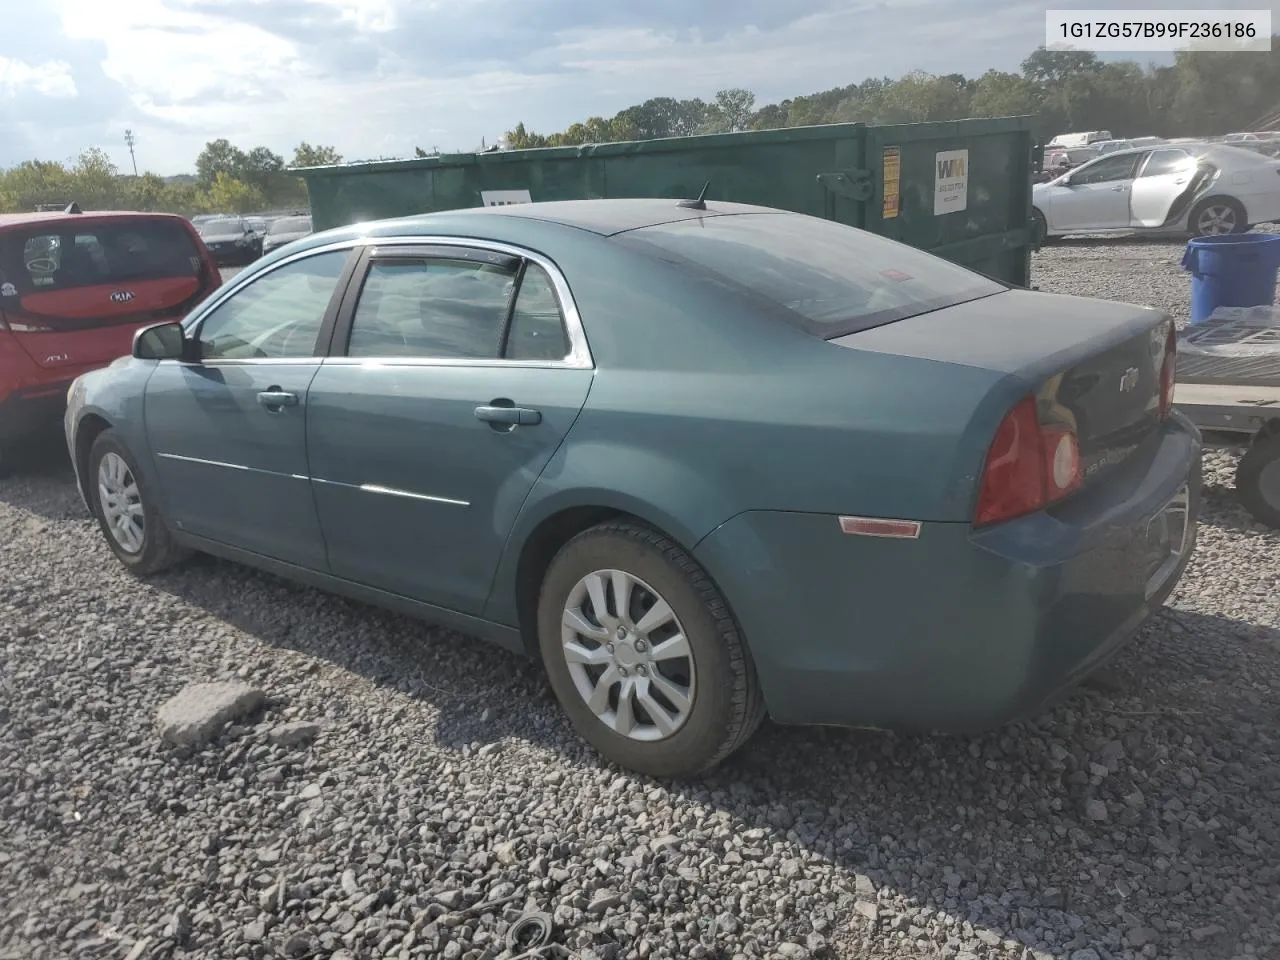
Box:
[2,240,1279,960]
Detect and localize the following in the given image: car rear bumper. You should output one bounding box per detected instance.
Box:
[692,412,1202,733]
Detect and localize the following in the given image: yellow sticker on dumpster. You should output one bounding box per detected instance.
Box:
[882,147,900,219]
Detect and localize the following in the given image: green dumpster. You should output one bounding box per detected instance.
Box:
[299,117,1036,286]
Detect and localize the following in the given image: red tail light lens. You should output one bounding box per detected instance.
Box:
[1159,328,1176,418]
[974,396,1082,526]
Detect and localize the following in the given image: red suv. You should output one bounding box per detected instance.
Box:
[0,208,221,469]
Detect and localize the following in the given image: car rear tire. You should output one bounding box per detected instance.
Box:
[537,521,765,778]
[88,429,188,575]
[1236,432,1280,530]
[1190,197,1247,237]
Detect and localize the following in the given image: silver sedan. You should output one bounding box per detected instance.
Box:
[1033,143,1280,239]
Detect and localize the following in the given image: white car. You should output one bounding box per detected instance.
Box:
[1033,143,1280,239]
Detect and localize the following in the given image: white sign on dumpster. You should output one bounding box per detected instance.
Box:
[481,189,532,207]
[933,149,969,216]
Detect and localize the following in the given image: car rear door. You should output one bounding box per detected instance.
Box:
[0,216,215,375]
[1052,153,1143,230]
[143,246,358,569]
[305,242,594,616]
[1129,149,1197,227]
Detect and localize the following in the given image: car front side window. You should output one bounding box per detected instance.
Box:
[195,249,349,360]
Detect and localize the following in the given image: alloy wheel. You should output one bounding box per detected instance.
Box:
[560,569,696,741]
[1196,204,1238,236]
[97,452,145,554]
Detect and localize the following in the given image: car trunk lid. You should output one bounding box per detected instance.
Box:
[831,289,1172,487]
[0,215,214,370]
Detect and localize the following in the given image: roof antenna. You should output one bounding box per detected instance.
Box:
[64,201,82,214]
[677,181,711,210]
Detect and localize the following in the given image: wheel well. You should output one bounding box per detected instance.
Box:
[513,506,702,656]
[74,414,112,487]
[1190,194,1244,214]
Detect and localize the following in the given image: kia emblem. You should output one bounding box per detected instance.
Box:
[1119,366,1139,393]
[109,290,136,304]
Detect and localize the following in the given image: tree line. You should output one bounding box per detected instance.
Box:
[2,41,1277,217]
[507,43,1280,147]
[0,141,344,216]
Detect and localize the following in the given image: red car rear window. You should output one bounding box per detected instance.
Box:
[1,219,201,295]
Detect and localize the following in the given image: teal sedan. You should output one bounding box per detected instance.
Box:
[64,199,1201,777]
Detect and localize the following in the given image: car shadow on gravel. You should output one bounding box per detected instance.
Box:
[142,544,1280,957]
[0,435,83,522]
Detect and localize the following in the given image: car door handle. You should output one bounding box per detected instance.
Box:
[257,389,298,408]
[1111,185,1127,191]
[475,404,541,426]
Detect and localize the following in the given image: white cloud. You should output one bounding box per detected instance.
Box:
[52,0,301,105]
[0,57,78,99]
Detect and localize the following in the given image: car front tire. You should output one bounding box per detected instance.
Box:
[537,521,765,778]
[88,429,188,575]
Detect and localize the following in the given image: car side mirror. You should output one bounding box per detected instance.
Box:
[133,321,191,361]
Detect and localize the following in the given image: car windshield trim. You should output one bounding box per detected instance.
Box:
[616,213,1007,339]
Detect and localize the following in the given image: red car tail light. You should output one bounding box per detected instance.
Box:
[974,396,1083,526]
[1159,326,1176,419]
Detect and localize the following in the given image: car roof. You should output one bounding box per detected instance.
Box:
[0,209,187,230]
[380,198,786,238]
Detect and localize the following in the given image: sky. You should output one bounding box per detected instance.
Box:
[0,0,1274,176]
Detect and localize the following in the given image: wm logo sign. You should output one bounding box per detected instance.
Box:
[937,156,967,179]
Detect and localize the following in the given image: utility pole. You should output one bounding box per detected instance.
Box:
[124,129,138,176]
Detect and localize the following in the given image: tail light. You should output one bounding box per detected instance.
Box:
[974,396,1083,526]
[1159,326,1176,419]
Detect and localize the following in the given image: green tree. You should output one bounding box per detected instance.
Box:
[291,142,343,168]
[202,172,265,213]
[713,88,756,132]
[195,138,249,188]
[69,148,119,208]
[968,70,1042,118]
[241,146,284,190]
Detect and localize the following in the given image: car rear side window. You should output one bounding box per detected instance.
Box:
[617,213,1004,337]
[504,264,570,361]
[1139,150,1192,177]
[347,258,519,359]
[6,220,201,293]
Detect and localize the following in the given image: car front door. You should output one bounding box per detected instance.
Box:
[306,243,594,616]
[143,246,357,569]
[1052,152,1143,230]
[1129,149,1197,227]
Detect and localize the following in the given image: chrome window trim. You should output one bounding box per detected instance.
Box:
[172,235,594,371]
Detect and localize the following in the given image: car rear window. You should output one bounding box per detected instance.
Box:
[617,213,1004,337]
[269,217,312,234]
[2,218,201,294]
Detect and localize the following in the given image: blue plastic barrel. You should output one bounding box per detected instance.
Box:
[1181,233,1280,325]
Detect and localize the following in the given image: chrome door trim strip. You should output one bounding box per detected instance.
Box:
[311,476,470,507]
[156,452,308,481]
[174,234,594,370]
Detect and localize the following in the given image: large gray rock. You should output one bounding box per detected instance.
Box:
[156,681,266,746]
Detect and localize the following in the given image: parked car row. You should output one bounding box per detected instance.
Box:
[191,212,314,266]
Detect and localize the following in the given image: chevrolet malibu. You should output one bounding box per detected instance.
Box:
[64,199,1201,777]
